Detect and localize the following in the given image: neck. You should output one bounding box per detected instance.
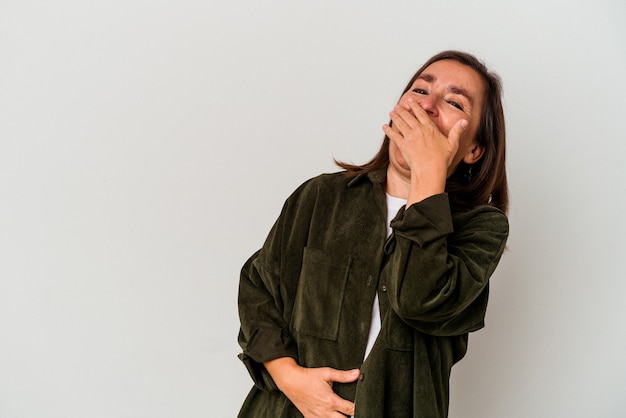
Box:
[385,165,411,200]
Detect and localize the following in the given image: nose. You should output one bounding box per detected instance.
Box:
[417,95,438,117]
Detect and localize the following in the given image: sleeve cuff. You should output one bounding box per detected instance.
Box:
[238,327,298,391]
[238,352,280,391]
[391,193,454,245]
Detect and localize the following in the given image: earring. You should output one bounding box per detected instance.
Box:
[464,165,473,183]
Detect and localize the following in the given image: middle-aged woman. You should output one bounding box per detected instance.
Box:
[237,50,509,417]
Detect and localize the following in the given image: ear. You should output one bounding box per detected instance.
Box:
[462,143,485,165]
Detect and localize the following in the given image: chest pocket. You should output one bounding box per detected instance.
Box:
[383,310,414,351]
[291,247,353,341]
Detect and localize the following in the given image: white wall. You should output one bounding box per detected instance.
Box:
[1,0,625,417]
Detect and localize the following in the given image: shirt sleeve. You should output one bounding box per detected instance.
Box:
[386,193,509,336]
[237,201,301,391]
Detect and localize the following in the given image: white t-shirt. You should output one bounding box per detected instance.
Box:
[362,193,407,360]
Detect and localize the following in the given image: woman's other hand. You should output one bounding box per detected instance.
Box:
[264,357,359,417]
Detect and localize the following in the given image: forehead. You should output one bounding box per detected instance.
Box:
[415,59,486,102]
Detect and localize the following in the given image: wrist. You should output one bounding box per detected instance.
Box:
[407,173,445,206]
[264,357,300,391]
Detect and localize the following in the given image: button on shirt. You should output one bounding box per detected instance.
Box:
[362,193,407,361]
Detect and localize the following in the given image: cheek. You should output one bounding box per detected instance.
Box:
[461,123,480,147]
[435,114,457,137]
[454,127,481,162]
[389,142,408,166]
[455,133,475,158]
[443,113,477,141]
[389,141,399,158]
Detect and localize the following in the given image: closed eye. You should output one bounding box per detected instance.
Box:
[447,100,464,111]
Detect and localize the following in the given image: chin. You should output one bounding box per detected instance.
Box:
[395,155,410,172]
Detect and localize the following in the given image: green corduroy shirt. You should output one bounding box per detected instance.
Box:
[237,168,509,417]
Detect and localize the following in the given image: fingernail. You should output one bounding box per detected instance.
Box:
[460,120,468,128]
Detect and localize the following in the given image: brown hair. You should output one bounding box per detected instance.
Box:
[336,50,508,213]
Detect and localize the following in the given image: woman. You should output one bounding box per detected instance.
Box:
[237,50,509,417]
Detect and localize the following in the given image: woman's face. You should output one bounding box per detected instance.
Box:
[389,59,486,176]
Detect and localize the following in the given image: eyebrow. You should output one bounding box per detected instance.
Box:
[417,74,475,107]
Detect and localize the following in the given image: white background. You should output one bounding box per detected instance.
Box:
[1,0,625,417]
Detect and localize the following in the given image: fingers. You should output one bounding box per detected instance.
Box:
[324,368,360,384]
[390,99,434,138]
[388,106,414,134]
[382,122,402,142]
[334,397,356,417]
[405,97,430,125]
[447,118,468,152]
[276,365,358,417]
[324,368,358,416]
